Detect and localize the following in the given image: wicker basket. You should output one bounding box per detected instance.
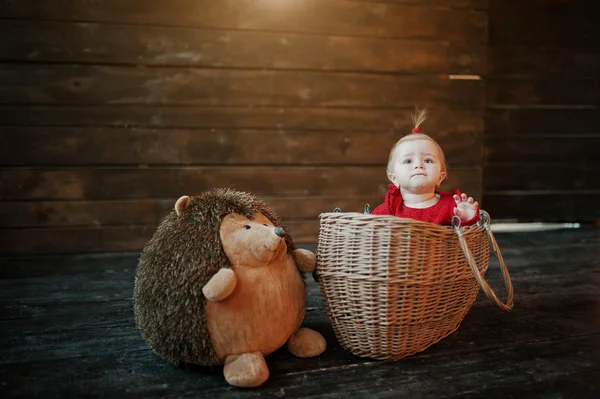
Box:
[315,210,514,361]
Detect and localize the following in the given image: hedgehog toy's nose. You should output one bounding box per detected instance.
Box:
[274,226,285,237]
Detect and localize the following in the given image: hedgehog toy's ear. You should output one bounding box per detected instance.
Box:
[174,195,191,216]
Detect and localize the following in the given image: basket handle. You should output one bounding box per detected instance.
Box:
[452,212,514,312]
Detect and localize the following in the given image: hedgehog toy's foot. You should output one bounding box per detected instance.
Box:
[287,327,327,358]
[223,352,269,388]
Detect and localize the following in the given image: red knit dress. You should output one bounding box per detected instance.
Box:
[371,184,479,226]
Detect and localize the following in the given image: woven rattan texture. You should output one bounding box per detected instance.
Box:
[316,213,489,360]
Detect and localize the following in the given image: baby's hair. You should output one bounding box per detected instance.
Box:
[411,108,428,133]
[387,108,448,176]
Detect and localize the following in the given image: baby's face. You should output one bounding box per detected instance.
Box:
[388,139,446,194]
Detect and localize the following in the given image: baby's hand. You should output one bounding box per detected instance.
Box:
[453,193,479,221]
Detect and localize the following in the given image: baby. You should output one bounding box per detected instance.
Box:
[371,110,480,226]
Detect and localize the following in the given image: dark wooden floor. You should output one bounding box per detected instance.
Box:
[1,227,599,398]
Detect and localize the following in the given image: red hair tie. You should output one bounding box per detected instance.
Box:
[412,127,420,133]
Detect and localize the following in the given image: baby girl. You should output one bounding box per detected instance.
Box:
[371,110,480,226]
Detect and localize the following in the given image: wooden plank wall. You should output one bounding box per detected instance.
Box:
[484,0,600,222]
[0,0,487,255]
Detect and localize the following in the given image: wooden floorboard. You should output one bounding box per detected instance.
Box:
[1,227,599,398]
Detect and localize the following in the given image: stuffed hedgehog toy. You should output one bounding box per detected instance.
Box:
[133,188,326,388]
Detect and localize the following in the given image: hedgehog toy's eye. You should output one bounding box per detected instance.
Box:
[243,225,251,230]
[263,224,268,226]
